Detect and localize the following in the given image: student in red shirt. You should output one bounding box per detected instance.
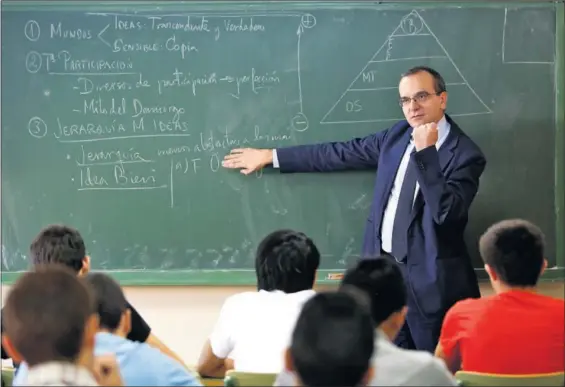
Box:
[435,219,564,375]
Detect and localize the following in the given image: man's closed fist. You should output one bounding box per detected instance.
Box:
[413,122,439,151]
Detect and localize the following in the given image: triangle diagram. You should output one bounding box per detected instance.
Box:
[320,10,493,125]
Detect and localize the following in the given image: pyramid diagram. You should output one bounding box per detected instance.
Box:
[320,10,493,125]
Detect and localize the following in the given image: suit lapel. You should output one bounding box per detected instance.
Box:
[379,127,412,206]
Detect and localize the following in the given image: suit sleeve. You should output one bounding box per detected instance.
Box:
[412,144,486,225]
[275,131,385,173]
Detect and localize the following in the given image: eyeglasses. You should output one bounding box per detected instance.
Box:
[399,91,441,107]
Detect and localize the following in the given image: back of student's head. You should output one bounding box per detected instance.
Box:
[255,229,320,293]
[479,219,546,287]
[29,224,86,273]
[288,291,375,387]
[84,273,129,333]
[340,258,407,325]
[2,265,95,367]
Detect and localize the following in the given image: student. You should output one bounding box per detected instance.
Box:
[275,259,456,386]
[1,224,185,369]
[435,219,565,374]
[13,273,201,386]
[285,291,375,387]
[2,266,123,386]
[197,229,320,377]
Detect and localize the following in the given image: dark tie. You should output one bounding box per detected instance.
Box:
[391,149,417,262]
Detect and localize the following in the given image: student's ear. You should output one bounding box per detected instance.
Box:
[484,264,498,281]
[1,335,24,363]
[389,306,408,333]
[362,366,375,386]
[83,314,99,349]
[540,259,548,276]
[284,347,294,372]
[78,256,91,276]
[121,309,132,336]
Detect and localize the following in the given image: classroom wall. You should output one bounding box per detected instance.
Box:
[2,281,564,365]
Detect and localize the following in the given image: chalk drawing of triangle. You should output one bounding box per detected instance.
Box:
[320,10,493,125]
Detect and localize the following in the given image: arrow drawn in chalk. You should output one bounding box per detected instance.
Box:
[97,24,111,47]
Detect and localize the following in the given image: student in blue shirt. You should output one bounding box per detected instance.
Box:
[14,272,202,387]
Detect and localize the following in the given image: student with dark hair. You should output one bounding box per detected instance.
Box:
[0,224,186,369]
[197,229,320,377]
[275,258,456,386]
[284,291,375,387]
[435,219,565,374]
[1,266,123,386]
[12,272,201,386]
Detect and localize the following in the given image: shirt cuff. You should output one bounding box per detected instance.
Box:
[272,149,280,168]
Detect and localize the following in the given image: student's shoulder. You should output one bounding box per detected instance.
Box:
[393,346,456,385]
[447,296,486,316]
[134,343,200,385]
[221,291,262,308]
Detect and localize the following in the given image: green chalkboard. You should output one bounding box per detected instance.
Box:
[1,1,564,285]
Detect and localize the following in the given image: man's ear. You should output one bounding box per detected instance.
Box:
[484,264,498,281]
[80,256,91,276]
[284,347,294,372]
[2,336,24,363]
[540,259,548,276]
[83,314,99,349]
[121,309,132,336]
[362,366,375,386]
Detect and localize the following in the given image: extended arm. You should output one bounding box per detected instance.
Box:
[275,132,384,173]
[413,146,486,225]
[222,131,386,174]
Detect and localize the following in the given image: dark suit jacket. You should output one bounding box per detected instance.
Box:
[276,115,485,317]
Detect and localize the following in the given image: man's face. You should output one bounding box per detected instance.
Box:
[398,71,447,128]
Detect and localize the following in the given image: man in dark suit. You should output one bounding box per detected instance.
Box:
[222,66,485,353]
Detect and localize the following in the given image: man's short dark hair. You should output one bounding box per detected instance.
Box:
[479,219,545,287]
[3,265,94,367]
[290,291,374,387]
[255,229,320,293]
[29,225,86,273]
[340,258,407,325]
[401,66,446,94]
[84,273,128,331]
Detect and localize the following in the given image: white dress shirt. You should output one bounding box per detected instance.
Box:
[271,116,450,254]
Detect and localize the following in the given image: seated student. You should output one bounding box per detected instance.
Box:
[285,291,375,387]
[275,259,457,386]
[1,224,185,369]
[197,229,320,377]
[2,266,123,386]
[435,219,565,374]
[13,273,201,386]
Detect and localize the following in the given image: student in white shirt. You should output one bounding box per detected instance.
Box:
[196,229,320,377]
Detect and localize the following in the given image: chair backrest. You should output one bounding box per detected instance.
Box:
[1,368,14,387]
[224,371,277,387]
[455,371,565,386]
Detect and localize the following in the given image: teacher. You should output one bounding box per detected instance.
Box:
[222,66,485,353]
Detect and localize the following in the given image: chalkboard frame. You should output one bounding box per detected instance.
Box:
[1,0,564,286]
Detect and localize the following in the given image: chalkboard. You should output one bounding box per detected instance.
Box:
[1,1,564,285]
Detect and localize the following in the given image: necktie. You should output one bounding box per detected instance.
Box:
[391,149,417,262]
